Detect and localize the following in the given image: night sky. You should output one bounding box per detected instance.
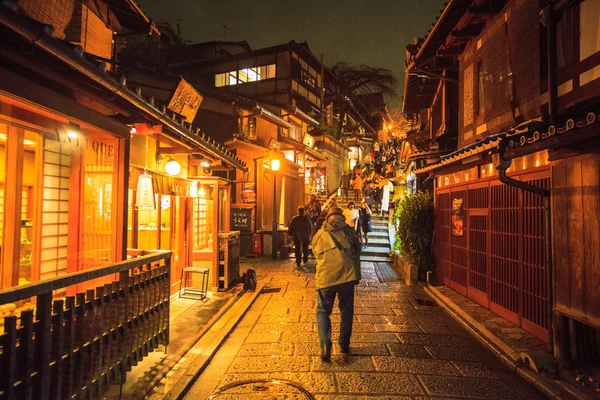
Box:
[137,0,447,108]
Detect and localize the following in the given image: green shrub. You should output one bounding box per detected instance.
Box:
[393,190,434,280]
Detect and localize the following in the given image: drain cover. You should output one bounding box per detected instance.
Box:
[208,379,315,399]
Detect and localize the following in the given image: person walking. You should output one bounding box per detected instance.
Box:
[306,194,322,225]
[288,206,313,269]
[352,174,363,201]
[338,171,350,201]
[311,206,361,362]
[357,201,373,248]
[343,202,359,230]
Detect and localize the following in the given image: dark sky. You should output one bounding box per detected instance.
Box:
[136,0,446,108]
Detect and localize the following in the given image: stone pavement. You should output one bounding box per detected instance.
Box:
[183,258,548,399]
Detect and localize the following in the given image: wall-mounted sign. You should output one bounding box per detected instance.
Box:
[302,133,314,148]
[241,182,256,203]
[231,207,252,231]
[247,117,257,139]
[268,137,280,151]
[451,198,464,237]
[168,78,203,123]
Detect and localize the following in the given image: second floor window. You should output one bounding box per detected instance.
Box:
[475,61,485,116]
[215,64,276,87]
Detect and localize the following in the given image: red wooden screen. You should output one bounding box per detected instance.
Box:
[491,183,520,325]
[434,172,550,341]
[521,177,550,338]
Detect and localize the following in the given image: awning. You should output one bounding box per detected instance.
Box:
[278,135,327,161]
[255,106,293,129]
[293,106,320,126]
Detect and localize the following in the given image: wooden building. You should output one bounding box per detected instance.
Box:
[0,1,246,293]
[403,0,600,359]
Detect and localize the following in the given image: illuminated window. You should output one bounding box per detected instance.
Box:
[214,64,276,87]
[193,185,214,250]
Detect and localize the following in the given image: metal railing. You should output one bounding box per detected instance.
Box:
[0,250,172,400]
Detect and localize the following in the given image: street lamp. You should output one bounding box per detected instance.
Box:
[271,158,280,259]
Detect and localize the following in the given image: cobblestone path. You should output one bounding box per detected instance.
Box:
[184,259,547,399]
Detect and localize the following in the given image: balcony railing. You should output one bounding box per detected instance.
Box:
[0,250,172,400]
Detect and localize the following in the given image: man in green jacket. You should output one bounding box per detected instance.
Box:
[311,206,361,362]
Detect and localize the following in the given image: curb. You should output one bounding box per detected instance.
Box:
[131,289,244,399]
[161,285,264,399]
[424,285,582,400]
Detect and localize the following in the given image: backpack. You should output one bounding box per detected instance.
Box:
[244,268,257,291]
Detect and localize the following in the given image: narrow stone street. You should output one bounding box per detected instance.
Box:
[183,257,548,399]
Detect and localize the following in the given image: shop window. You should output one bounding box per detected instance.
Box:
[475,60,485,117]
[193,184,214,250]
[557,7,576,68]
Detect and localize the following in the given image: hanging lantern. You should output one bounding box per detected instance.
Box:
[136,172,156,208]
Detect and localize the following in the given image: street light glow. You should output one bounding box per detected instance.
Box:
[165,159,182,176]
[272,159,280,171]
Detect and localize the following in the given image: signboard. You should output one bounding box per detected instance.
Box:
[167,78,203,123]
[241,182,256,203]
[451,198,464,237]
[247,117,257,139]
[268,137,280,151]
[231,207,252,231]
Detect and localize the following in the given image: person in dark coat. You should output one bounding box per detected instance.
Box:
[288,206,313,268]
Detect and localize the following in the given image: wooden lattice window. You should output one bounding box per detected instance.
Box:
[193,186,213,250]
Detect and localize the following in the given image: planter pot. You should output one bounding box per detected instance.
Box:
[392,253,418,285]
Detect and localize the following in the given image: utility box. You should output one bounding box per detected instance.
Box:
[218,231,240,290]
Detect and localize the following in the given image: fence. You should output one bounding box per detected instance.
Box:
[0,250,172,400]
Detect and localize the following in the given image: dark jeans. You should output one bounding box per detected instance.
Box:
[316,282,355,347]
[294,240,309,265]
[341,188,349,200]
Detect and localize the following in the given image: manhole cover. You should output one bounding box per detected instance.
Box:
[208,379,315,399]
[415,298,439,307]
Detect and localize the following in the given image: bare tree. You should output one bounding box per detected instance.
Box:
[329,62,397,137]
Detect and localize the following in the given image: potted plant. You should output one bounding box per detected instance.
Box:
[392,190,434,281]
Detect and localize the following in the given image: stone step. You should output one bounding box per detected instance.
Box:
[360,255,393,263]
[369,231,389,238]
[367,238,391,245]
[362,248,391,257]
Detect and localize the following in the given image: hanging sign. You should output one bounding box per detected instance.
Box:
[241,182,256,203]
[136,173,156,209]
[167,78,203,123]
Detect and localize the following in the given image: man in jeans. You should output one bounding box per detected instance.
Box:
[311,206,361,362]
[288,206,313,269]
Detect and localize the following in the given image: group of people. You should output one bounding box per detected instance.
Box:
[285,138,402,362]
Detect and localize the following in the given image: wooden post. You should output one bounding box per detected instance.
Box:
[2,126,24,288]
[51,300,64,400]
[34,292,52,400]
[19,309,35,400]
[1,316,18,399]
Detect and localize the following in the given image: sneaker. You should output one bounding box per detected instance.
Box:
[321,343,332,362]
[339,344,350,354]
[300,262,306,267]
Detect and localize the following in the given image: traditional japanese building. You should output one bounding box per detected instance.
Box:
[0,0,247,294]
[403,0,600,362]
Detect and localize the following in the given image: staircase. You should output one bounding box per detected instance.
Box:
[334,197,392,263]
